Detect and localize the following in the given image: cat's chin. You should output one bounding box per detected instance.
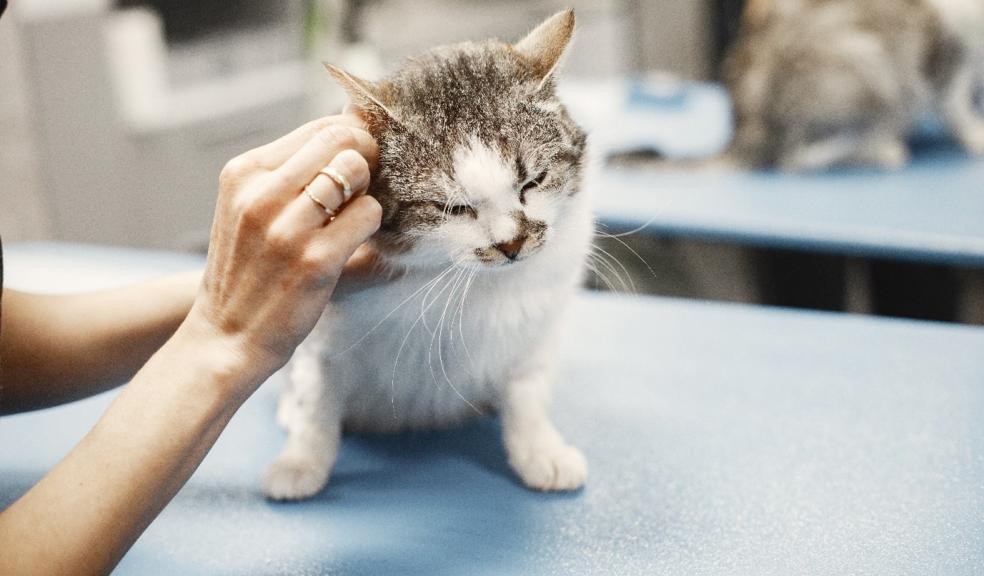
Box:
[478,254,540,271]
[396,256,533,274]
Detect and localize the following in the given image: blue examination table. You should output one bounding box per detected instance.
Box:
[565,78,984,267]
[2,244,983,574]
[594,146,984,267]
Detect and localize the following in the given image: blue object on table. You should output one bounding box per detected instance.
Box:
[559,77,733,160]
[3,244,984,575]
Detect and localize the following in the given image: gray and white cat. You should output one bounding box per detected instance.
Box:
[726,0,984,171]
[264,10,593,500]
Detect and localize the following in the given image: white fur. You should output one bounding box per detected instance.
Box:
[453,136,516,206]
[453,137,522,246]
[930,0,984,155]
[929,0,984,155]
[926,0,984,45]
[265,142,594,500]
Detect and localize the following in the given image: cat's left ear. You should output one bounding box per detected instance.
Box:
[324,63,399,129]
[513,9,575,88]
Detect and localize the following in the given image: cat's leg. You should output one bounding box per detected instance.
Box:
[852,131,910,170]
[264,336,342,501]
[778,135,861,172]
[941,65,984,155]
[780,132,909,171]
[500,353,587,492]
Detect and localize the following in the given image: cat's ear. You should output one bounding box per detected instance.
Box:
[324,63,398,127]
[513,9,575,86]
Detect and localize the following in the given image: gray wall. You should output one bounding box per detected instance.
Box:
[0,14,51,242]
[360,0,711,79]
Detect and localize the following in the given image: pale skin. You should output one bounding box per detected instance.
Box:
[0,113,384,575]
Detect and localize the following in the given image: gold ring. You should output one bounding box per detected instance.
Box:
[304,185,337,217]
[319,166,353,202]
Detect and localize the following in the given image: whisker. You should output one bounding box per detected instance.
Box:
[420,263,458,335]
[337,263,456,355]
[589,247,634,293]
[596,230,660,282]
[429,268,482,415]
[592,241,635,284]
[428,267,466,386]
[589,250,630,292]
[585,257,620,292]
[456,267,479,372]
[390,267,459,418]
[430,268,461,371]
[595,216,660,238]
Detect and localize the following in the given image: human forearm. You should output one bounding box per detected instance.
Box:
[1,270,201,413]
[0,113,383,573]
[0,318,261,575]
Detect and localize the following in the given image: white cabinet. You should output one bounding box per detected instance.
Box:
[14,2,310,249]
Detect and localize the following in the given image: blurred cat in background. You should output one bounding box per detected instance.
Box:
[726,0,984,171]
[265,10,592,501]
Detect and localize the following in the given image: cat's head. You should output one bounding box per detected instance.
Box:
[327,10,586,270]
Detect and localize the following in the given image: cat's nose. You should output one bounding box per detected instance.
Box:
[495,235,527,260]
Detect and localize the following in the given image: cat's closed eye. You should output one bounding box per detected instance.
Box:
[444,204,478,219]
[520,171,548,204]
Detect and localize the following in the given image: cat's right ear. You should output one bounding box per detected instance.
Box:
[513,9,575,88]
[324,64,398,128]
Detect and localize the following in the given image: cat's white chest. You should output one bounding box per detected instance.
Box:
[319,260,577,431]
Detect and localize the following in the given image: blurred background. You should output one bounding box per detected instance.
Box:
[1,0,721,248]
[1,0,981,324]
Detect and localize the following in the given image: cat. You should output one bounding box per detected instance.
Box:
[263,10,593,501]
[724,0,984,171]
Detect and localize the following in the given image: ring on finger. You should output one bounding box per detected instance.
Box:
[318,165,353,202]
[303,185,337,218]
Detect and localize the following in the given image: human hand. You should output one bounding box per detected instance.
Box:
[181,115,382,393]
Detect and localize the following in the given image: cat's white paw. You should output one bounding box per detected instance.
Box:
[870,140,909,170]
[960,127,984,156]
[263,456,329,501]
[508,439,588,492]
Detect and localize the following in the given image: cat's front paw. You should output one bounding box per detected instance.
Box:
[959,126,984,156]
[870,139,909,170]
[508,438,587,492]
[263,455,330,501]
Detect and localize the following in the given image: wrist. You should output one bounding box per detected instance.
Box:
[166,309,277,407]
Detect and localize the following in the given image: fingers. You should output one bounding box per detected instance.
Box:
[309,195,383,265]
[249,114,373,170]
[334,243,401,297]
[309,150,369,208]
[272,149,372,233]
[343,243,381,275]
[264,123,378,197]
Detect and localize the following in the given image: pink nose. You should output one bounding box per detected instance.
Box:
[495,235,527,260]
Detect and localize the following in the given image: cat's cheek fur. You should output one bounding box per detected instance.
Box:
[524,191,559,227]
[436,221,492,265]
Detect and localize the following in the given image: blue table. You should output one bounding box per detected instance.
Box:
[3,244,984,575]
[593,145,984,268]
[563,79,984,267]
